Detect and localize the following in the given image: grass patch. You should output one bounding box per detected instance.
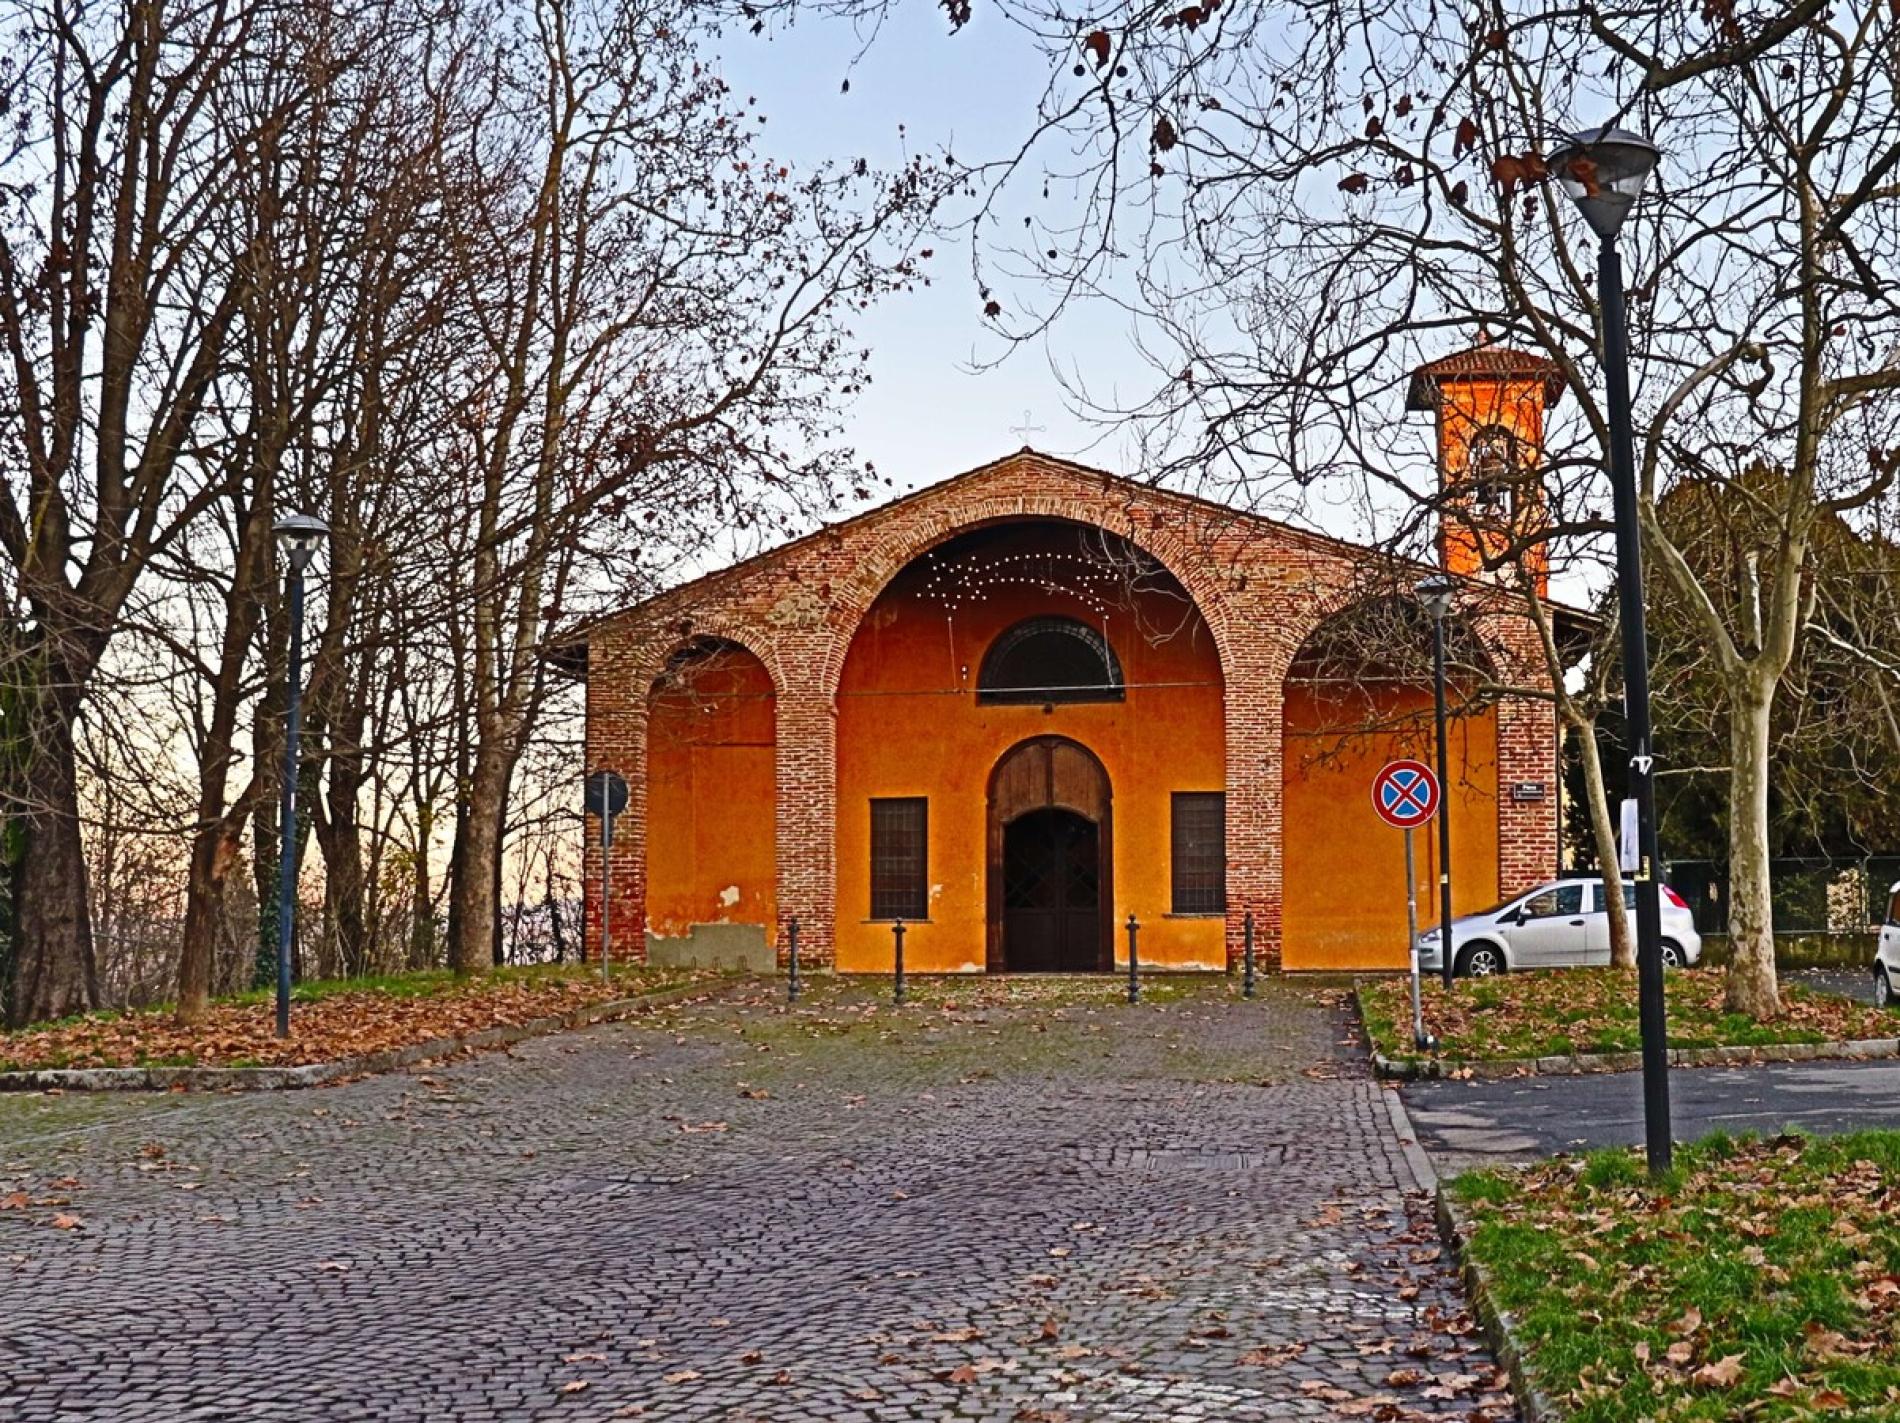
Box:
[0,963,716,1072]
[1358,968,1896,1066]
[1452,1132,1900,1421]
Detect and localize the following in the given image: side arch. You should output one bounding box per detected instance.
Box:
[641,636,778,961]
[1279,591,1502,970]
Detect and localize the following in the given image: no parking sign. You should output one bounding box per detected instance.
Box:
[1376,757,1442,1049]
[1372,759,1440,829]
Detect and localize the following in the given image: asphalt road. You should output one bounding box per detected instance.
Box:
[1785,966,1879,1004]
[1402,1055,1900,1174]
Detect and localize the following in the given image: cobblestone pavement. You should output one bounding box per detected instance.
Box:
[0,977,1516,1422]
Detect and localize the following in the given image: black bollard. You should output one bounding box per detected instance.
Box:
[787,917,800,1004]
[893,918,906,1005]
[1243,912,1256,999]
[1126,913,1140,1004]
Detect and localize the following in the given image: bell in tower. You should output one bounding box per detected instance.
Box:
[1404,339,1564,596]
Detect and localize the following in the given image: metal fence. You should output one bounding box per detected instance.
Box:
[1666,857,1900,935]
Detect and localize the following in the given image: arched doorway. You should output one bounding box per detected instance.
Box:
[987,736,1112,972]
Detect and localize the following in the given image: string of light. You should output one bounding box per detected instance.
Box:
[917,548,1157,616]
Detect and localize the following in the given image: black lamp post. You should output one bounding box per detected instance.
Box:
[1415,573,1457,989]
[272,511,329,1039]
[1549,123,1672,1175]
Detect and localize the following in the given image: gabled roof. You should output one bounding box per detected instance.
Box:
[566,447,1396,640]
[552,446,1597,669]
[1405,342,1567,412]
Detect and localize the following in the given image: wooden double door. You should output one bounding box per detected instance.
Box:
[987,736,1112,972]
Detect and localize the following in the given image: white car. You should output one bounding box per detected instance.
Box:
[1874,881,1900,1007]
[1416,876,1703,978]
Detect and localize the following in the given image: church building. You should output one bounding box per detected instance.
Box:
[570,344,1579,974]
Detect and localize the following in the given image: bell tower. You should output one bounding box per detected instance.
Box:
[1405,341,1563,596]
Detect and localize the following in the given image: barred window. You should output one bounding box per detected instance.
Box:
[1171,792,1226,915]
[870,797,928,920]
[977,617,1124,704]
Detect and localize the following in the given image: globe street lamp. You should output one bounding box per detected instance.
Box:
[1548,123,1673,1175]
[272,512,329,1039]
[1415,573,1457,990]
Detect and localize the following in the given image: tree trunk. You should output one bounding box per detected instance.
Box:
[448,742,515,975]
[177,810,249,1023]
[319,743,368,978]
[547,859,567,965]
[1574,717,1635,969]
[1724,681,1781,1017]
[10,704,99,1026]
[408,800,436,970]
[325,826,366,977]
[177,575,266,1020]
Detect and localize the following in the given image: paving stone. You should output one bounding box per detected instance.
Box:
[0,979,1512,1421]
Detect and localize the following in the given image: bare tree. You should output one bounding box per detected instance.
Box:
[425,0,944,975]
[779,0,1900,1018]
[0,0,333,1023]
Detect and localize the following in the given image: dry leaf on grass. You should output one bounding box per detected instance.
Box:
[1691,1353,1745,1389]
[0,969,708,1072]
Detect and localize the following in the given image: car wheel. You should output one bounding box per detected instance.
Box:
[1877,966,1893,1010]
[1457,943,1505,979]
[1660,940,1684,970]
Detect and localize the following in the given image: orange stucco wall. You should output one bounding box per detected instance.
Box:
[1281,682,1500,970]
[645,644,777,943]
[834,525,1226,972]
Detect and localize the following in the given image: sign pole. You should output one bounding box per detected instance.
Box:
[1374,758,1444,1026]
[1404,827,1433,1051]
[601,811,612,982]
[584,770,629,985]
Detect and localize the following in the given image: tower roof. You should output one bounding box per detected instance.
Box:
[1405,341,1566,412]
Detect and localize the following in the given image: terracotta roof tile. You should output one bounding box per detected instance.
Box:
[1406,343,1566,410]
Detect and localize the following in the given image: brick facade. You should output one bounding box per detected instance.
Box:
[578,450,1564,971]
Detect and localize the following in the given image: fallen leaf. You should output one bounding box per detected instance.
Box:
[1691,1354,1745,1389]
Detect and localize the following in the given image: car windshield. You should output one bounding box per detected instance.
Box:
[1470,890,1544,918]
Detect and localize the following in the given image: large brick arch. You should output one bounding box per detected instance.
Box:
[818,506,1244,970]
[817,499,1244,701]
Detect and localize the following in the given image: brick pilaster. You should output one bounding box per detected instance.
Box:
[773,678,840,967]
[1476,608,1562,894]
[583,632,650,964]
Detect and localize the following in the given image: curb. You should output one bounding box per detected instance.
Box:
[1378,1081,1438,1195]
[0,978,725,1093]
[1370,1034,1900,1081]
[1435,1186,1564,1423]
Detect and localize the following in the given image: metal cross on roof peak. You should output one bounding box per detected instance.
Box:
[1010,408,1045,444]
